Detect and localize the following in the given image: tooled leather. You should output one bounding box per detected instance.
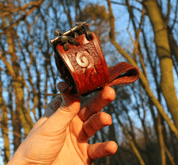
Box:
[54,33,139,96]
[56,32,109,95]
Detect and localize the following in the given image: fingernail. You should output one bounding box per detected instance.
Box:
[57,82,68,93]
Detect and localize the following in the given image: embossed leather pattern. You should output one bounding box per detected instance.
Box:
[54,32,139,96]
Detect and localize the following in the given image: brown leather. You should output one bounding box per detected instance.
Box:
[53,32,139,96]
[108,62,139,87]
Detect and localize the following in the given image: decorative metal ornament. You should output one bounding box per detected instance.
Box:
[50,22,139,96]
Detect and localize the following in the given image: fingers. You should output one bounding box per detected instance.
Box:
[39,82,80,136]
[78,86,115,122]
[83,112,112,139]
[88,141,118,160]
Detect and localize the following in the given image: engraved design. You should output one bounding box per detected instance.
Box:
[66,42,106,92]
[76,51,92,68]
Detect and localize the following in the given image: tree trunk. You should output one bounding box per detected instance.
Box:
[0,74,10,164]
[168,27,178,64]
[158,113,166,165]
[143,0,178,129]
[2,11,34,137]
[12,110,21,152]
[7,30,33,137]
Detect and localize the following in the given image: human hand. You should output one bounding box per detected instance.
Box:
[8,82,118,165]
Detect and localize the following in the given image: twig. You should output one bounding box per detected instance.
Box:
[43,93,61,96]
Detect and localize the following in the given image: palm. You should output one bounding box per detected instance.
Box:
[52,115,90,165]
[52,86,118,165]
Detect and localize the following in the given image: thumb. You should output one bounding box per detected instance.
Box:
[40,82,80,135]
[57,82,80,114]
[18,83,80,165]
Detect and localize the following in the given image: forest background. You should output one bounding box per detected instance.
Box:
[0,0,178,165]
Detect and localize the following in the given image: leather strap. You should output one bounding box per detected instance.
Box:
[81,62,139,96]
[107,62,139,87]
